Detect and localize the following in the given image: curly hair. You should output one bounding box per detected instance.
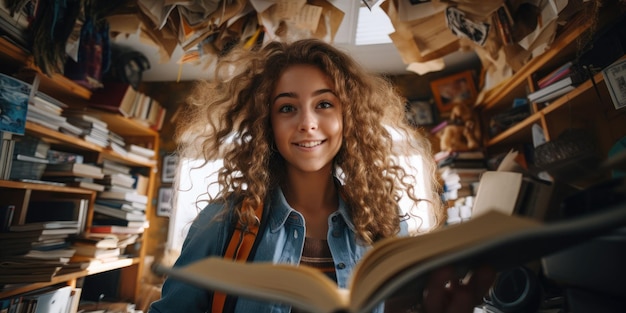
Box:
[176,39,443,244]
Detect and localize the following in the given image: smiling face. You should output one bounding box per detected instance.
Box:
[270,64,343,175]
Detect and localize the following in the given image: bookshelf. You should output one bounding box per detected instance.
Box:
[0,38,158,305]
[476,2,626,187]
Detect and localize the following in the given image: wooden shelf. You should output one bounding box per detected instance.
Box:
[0,257,140,298]
[87,111,159,137]
[25,122,157,168]
[485,71,607,148]
[26,122,104,152]
[0,37,28,64]
[479,12,595,111]
[1,25,158,304]
[0,179,96,195]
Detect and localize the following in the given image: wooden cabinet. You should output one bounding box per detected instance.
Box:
[476,3,626,186]
[0,37,158,303]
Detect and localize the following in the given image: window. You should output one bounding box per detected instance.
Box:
[355,3,394,45]
[166,158,223,254]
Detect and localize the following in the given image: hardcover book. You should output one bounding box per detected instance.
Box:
[88,82,139,118]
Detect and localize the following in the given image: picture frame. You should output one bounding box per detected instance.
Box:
[157,187,173,217]
[161,153,178,183]
[406,99,436,126]
[430,71,477,113]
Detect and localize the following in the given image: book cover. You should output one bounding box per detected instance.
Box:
[0,73,30,135]
[89,82,139,118]
[154,205,626,313]
[24,285,72,313]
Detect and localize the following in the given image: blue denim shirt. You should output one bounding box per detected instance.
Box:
[149,187,408,313]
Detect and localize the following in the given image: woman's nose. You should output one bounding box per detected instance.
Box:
[299,109,318,131]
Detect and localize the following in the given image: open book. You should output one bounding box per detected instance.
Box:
[154,204,626,313]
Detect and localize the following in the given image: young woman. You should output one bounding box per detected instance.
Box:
[149,39,494,313]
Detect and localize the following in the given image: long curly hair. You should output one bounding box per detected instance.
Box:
[176,39,443,243]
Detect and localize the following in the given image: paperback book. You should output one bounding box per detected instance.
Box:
[155,205,626,313]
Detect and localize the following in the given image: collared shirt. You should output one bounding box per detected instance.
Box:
[149,187,408,313]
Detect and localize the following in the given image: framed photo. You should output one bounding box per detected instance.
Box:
[157,187,173,217]
[161,153,178,183]
[406,99,436,126]
[602,58,626,110]
[430,71,477,113]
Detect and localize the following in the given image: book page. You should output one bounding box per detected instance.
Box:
[349,212,540,311]
[156,258,349,313]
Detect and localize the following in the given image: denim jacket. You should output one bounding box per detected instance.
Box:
[149,187,408,313]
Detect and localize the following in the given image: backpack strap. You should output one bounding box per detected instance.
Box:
[212,200,266,313]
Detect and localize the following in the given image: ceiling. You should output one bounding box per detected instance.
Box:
[108,1,480,83]
[111,34,410,82]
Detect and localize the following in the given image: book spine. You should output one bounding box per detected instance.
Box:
[494,7,513,45]
[537,61,573,87]
[538,67,572,89]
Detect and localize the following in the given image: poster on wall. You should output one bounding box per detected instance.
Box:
[157,187,173,217]
[603,58,626,110]
[162,153,179,183]
[406,99,436,126]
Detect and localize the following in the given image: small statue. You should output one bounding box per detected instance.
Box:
[438,102,482,152]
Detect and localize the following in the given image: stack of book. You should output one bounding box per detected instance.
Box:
[0,198,90,267]
[5,221,79,263]
[8,134,51,182]
[69,233,122,263]
[435,150,488,224]
[42,162,105,191]
[527,61,588,104]
[63,111,110,148]
[26,91,83,137]
[40,150,107,191]
[0,256,68,284]
[96,171,137,194]
[92,160,149,234]
[126,143,157,165]
[108,130,127,156]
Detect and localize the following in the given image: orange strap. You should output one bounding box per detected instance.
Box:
[211,201,263,313]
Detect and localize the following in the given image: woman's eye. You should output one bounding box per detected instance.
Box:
[317,101,333,109]
[278,105,296,113]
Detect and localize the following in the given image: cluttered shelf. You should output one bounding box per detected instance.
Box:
[0,257,140,299]
[477,4,609,110]
[87,111,159,137]
[26,121,156,169]
[0,38,92,101]
[26,121,104,152]
[485,70,607,147]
